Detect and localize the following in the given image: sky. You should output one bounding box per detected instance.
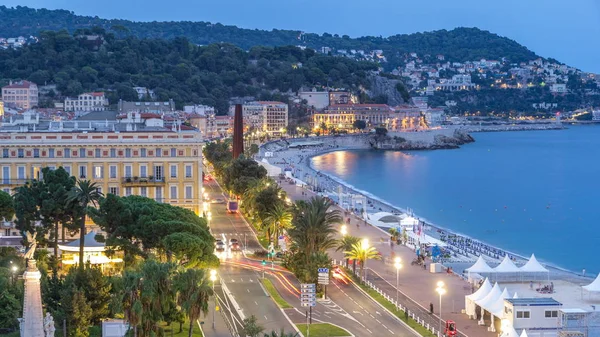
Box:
[4,0,600,72]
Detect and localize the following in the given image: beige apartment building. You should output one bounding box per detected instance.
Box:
[1,80,39,109]
[240,101,288,135]
[64,92,109,112]
[0,111,204,238]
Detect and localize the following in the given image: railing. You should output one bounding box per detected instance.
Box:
[121,177,165,185]
[0,179,34,185]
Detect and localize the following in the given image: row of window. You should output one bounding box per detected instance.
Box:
[1,164,194,181]
[101,185,195,200]
[514,310,558,319]
[2,147,190,159]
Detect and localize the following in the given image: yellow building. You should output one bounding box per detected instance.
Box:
[313,104,427,131]
[0,111,204,237]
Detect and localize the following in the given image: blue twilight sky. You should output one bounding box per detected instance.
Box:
[4,0,600,72]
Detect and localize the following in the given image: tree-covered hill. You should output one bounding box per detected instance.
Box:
[0,30,378,113]
[0,6,541,68]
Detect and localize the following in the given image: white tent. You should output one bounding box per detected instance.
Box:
[582,273,600,292]
[259,159,282,177]
[500,326,520,337]
[494,255,521,281]
[487,288,511,332]
[465,278,492,318]
[466,256,494,280]
[520,330,529,337]
[513,292,519,299]
[520,254,549,281]
[475,282,502,325]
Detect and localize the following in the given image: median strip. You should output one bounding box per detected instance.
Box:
[295,323,351,337]
[261,278,292,309]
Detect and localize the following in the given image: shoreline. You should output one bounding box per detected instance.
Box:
[262,131,592,283]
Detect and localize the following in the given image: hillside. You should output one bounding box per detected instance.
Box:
[0,6,541,68]
[0,30,379,114]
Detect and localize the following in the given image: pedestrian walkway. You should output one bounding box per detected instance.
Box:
[278,182,496,337]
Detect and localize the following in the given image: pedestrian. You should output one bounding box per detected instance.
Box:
[429,302,434,314]
[423,263,427,271]
[529,281,533,290]
[404,309,409,321]
[583,269,586,277]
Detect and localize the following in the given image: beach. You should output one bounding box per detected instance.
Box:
[260,132,593,285]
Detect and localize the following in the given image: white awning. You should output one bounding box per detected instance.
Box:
[489,288,511,317]
[475,282,502,311]
[465,278,492,316]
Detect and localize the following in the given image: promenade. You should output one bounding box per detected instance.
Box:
[278,181,496,337]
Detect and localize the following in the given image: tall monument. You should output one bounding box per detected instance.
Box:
[20,232,45,337]
[232,104,244,159]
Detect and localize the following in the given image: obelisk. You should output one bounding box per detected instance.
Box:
[21,259,44,337]
[232,104,244,159]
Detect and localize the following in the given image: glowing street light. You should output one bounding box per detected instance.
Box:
[340,225,347,236]
[210,269,218,328]
[436,281,447,335]
[203,192,209,201]
[362,238,369,280]
[394,257,402,304]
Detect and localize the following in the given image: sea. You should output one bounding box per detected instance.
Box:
[311,125,600,275]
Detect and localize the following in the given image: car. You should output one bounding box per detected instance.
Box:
[215,240,225,252]
[211,198,225,204]
[230,238,240,251]
[332,266,349,284]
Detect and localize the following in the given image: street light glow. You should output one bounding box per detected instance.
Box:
[11,266,17,272]
[341,225,347,236]
[362,238,369,248]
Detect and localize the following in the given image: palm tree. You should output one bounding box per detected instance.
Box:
[288,196,341,266]
[67,180,103,268]
[174,269,213,337]
[264,204,293,247]
[122,271,143,337]
[388,227,399,242]
[263,329,299,337]
[345,240,381,280]
[336,236,360,271]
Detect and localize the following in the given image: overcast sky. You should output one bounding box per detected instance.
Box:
[5,0,600,72]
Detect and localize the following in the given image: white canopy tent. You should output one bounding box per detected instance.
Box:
[520,330,529,337]
[499,325,520,337]
[487,288,511,332]
[466,256,495,280]
[494,255,521,281]
[582,273,600,292]
[475,282,502,326]
[259,159,282,177]
[520,254,549,281]
[465,278,492,318]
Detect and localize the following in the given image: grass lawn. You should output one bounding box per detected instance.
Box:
[261,278,292,309]
[344,268,436,337]
[163,319,205,337]
[295,323,351,337]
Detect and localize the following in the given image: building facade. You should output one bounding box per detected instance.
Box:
[1,80,38,109]
[118,99,176,114]
[0,111,204,238]
[313,104,395,130]
[64,92,109,112]
[241,101,288,135]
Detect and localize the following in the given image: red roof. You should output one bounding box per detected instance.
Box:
[215,116,232,120]
[90,92,105,97]
[140,113,161,119]
[3,80,36,89]
[256,101,286,105]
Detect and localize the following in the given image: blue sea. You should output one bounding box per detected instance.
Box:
[311,125,600,275]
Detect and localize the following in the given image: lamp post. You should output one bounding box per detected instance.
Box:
[394,257,402,305]
[210,270,217,329]
[436,281,446,336]
[362,238,369,280]
[11,265,17,285]
[207,211,212,226]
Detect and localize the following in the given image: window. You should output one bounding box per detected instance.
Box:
[154,166,163,180]
[17,166,25,180]
[185,165,192,178]
[109,187,119,196]
[516,311,530,319]
[125,165,132,178]
[2,149,7,158]
[18,149,24,158]
[156,187,163,202]
[171,148,177,157]
[80,148,86,158]
[64,148,71,158]
[109,165,117,179]
[33,148,40,158]
[48,148,54,158]
[140,148,146,157]
[2,167,9,184]
[64,166,71,175]
[95,148,101,158]
[79,166,87,179]
[185,186,192,199]
[125,149,132,158]
[170,165,177,178]
[545,310,558,318]
[140,165,147,178]
[156,148,162,157]
[110,148,116,158]
[94,166,103,179]
[96,187,102,195]
[170,186,177,199]
[140,187,147,197]
[125,187,132,196]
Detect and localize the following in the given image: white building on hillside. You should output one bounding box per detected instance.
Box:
[64,92,109,113]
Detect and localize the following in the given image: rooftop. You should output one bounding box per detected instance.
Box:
[3,80,36,89]
[506,298,562,306]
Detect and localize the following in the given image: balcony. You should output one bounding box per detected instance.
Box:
[121,176,165,186]
[0,179,34,186]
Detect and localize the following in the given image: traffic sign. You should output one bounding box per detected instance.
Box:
[300,283,316,307]
[318,268,329,273]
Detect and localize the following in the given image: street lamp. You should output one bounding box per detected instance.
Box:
[207,211,212,227]
[210,270,217,329]
[203,192,209,201]
[11,265,17,285]
[394,257,402,305]
[362,238,369,280]
[340,225,347,236]
[436,281,446,336]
